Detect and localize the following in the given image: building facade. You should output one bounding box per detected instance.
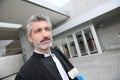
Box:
[52,0,120,58]
[0,0,120,80]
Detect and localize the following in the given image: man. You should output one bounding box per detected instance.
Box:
[15,14,79,80]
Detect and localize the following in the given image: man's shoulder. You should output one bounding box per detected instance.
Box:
[16,56,40,80]
[18,53,44,74]
[18,57,34,74]
[16,59,38,80]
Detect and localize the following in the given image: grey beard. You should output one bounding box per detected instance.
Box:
[38,42,52,50]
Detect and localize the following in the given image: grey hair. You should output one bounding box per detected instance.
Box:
[26,14,52,36]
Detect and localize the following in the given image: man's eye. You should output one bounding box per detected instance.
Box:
[35,29,41,33]
[45,27,51,31]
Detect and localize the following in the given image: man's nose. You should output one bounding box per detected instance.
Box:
[42,30,48,36]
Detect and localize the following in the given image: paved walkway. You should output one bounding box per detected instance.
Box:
[70,49,120,80]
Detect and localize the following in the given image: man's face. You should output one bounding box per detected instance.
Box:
[28,21,52,50]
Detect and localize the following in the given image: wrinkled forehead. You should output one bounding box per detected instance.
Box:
[29,21,51,33]
[31,21,51,29]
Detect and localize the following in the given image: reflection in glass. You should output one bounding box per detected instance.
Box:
[62,44,70,58]
[0,40,22,57]
[53,42,59,49]
[67,35,78,57]
[76,31,88,56]
[84,28,97,54]
[61,38,70,58]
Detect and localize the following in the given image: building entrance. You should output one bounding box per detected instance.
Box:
[84,28,97,54]
[76,31,88,56]
[53,26,100,58]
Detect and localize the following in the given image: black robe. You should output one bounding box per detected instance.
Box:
[15,48,76,80]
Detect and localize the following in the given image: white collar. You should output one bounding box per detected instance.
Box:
[34,49,51,57]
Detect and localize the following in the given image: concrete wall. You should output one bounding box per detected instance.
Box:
[55,0,112,26]
[52,0,120,36]
[96,16,120,51]
[64,0,111,19]
[0,54,24,80]
[19,28,33,61]
[53,0,120,51]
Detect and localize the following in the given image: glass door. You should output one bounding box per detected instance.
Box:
[61,37,70,58]
[76,31,88,56]
[67,35,78,57]
[53,42,59,49]
[84,28,97,54]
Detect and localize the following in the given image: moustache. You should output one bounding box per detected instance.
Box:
[41,37,51,42]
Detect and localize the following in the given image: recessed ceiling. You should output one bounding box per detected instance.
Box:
[0,0,69,26]
[0,0,69,40]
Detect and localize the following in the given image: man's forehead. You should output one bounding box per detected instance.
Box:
[32,21,48,25]
[31,21,50,28]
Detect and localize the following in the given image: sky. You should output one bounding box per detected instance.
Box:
[45,0,70,7]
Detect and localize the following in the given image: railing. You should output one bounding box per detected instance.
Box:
[0,73,17,80]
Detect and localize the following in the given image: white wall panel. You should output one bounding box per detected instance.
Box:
[0,54,24,79]
[96,17,120,50]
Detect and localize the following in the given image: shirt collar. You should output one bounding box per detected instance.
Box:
[34,49,51,57]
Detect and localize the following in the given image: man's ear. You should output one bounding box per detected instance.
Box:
[28,35,33,43]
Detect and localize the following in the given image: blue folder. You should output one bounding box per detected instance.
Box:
[75,74,86,80]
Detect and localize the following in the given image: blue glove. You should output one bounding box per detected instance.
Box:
[74,74,86,80]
